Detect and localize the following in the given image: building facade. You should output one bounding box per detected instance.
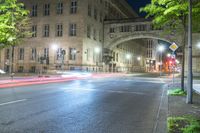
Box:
[0,0,138,73]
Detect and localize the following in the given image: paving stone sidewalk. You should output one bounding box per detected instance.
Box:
[168,83,200,119]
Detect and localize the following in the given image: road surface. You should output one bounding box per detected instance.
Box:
[0,76,168,133]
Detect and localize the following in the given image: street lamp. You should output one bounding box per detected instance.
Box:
[167,53,171,57]
[51,44,58,69]
[95,47,101,72]
[95,47,100,54]
[126,54,131,60]
[137,56,141,61]
[158,45,165,76]
[126,54,131,72]
[176,59,180,64]
[51,44,58,51]
[197,42,200,49]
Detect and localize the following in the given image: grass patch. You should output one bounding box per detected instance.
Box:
[168,88,186,96]
[168,116,200,133]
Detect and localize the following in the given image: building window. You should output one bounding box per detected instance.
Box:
[18,66,24,73]
[69,48,76,60]
[120,25,130,32]
[43,24,50,37]
[100,13,103,23]
[30,66,36,73]
[110,27,115,33]
[31,4,37,17]
[116,53,118,62]
[56,48,62,60]
[18,48,24,60]
[88,4,92,16]
[32,25,37,37]
[44,4,50,16]
[113,52,115,61]
[135,25,146,31]
[94,8,97,20]
[99,30,102,42]
[86,48,90,61]
[70,0,77,14]
[44,48,49,58]
[93,29,96,40]
[69,23,77,36]
[56,24,63,37]
[87,25,91,38]
[5,49,10,59]
[57,2,63,14]
[31,48,37,60]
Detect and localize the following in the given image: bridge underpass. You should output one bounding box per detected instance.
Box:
[102,18,180,73]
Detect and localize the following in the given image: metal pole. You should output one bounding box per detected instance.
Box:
[173,64,175,87]
[186,0,193,104]
[160,51,162,77]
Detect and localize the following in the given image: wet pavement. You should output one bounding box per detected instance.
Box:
[0,76,167,133]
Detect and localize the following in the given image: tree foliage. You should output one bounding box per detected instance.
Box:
[140,0,200,90]
[140,0,200,34]
[0,0,31,47]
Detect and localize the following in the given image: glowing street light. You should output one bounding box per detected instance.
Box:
[167,53,171,57]
[176,59,180,64]
[137,56,141,61]
[126,54,131,60]
[73,49,77,54]
[158,45,165,52]
[197,42,200,49]
[95,47,101,54]
[51,44,58,50]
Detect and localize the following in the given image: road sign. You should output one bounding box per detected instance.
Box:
[169,43,179,52]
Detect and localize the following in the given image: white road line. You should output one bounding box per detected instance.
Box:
[0,99,27,106]
[153,83,167,133]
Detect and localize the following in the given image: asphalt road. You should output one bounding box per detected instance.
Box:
[0,76,168,133]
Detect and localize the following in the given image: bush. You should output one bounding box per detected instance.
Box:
[168,88,186,96]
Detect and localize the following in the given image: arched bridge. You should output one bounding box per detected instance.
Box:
[103,18,182,49]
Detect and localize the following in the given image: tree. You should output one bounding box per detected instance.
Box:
[140,0,200,90]
[0,0,31,47]
[0,0,31,73]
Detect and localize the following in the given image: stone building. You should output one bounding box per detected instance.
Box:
[0,0,138,73]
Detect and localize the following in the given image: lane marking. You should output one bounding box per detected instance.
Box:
[0,99,27,106]
[153,84,167,133]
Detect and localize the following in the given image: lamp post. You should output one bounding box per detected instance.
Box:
[61,49,66,71]
[95,47,101,72]
[186,0,193,104]
[158,45,165,77]
[126,54,131,72]
[51,44,58,70]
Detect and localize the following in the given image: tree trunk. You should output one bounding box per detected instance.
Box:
[9,46,14,74]
[181,28,187,91]
[181,43,185,91]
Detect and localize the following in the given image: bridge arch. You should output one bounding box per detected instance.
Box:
[107,34,175,49]
[103,19,182,49]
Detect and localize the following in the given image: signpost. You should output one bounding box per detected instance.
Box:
[169,43,179,87]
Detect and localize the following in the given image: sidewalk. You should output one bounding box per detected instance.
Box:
[193,83,200,95]
[167,83,200,132]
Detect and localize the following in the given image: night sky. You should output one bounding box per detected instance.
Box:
[127,0,151,16]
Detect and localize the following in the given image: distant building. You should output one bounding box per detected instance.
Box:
[0,0,138,73]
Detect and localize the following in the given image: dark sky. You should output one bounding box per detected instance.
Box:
[127,0,151,17]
